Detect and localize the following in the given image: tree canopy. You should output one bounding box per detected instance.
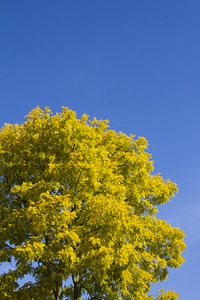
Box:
[0,106,186,300]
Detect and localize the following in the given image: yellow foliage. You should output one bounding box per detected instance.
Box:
[0,106,186,300]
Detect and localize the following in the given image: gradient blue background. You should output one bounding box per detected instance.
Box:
[1,1,200,298]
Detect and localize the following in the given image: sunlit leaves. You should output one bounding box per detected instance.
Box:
[0,106,186,299]
[156,289,180,300]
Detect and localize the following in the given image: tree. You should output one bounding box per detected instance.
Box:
[0,106,185,300]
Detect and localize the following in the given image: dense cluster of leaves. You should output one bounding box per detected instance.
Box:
[0,107,185,299]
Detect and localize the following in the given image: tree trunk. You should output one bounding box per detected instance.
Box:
[53,283,63,300]
[72,274,81,300]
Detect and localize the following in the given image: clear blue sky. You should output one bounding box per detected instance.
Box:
[1,1,200,298]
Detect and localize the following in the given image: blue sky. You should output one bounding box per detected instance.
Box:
[1,1,200,298]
